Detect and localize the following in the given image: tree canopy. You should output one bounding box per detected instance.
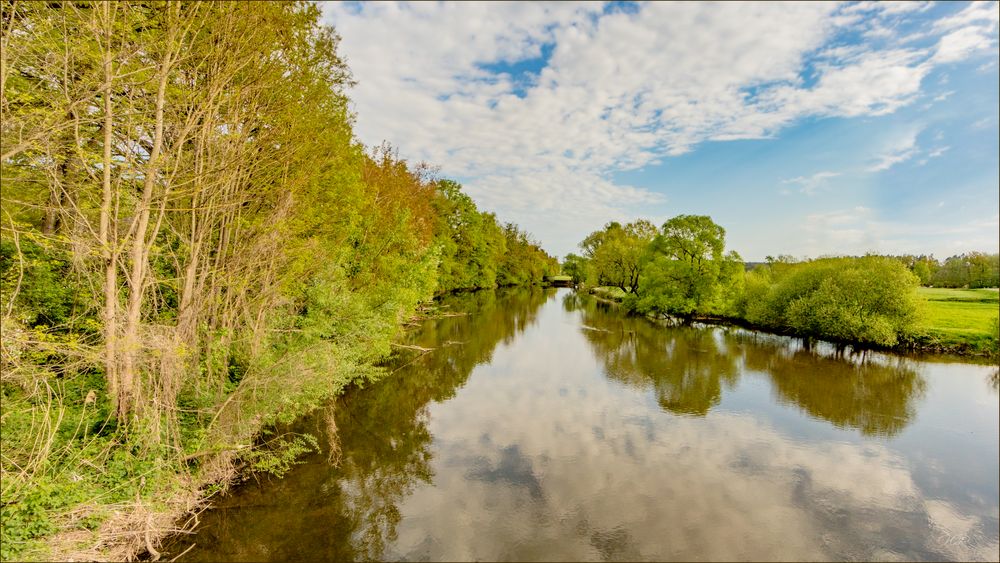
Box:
[569,214,943,348]
[633,215,743,318]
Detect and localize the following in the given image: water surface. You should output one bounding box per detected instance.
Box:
[170,287,999,561]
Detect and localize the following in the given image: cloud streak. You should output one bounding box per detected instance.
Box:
[782,171,842,195]
[868,129,921,172]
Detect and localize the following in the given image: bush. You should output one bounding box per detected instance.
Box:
[747,256,921,347]
[0,238,80,328]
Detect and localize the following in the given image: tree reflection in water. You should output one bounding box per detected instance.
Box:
[169,287,551,561]
[564,291,926,436]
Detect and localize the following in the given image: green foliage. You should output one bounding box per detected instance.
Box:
[431,180,555,292]
[746,256,921,346]
[561,254,588,285]
[571,214,949,350]
[632,215,742,318]
[590,286,628,302]
[497,222,558,287]
[580,220,657,293]
[1,480,59,560]
[993,315,1000,360]
[431,180,504,291]
[239,433,319,478]
[0,237,81,328]
[0,2,558,559]
[930,252,1000,288]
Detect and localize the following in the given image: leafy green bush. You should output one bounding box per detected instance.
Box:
[0,238,80,328]
[747,256,921,346]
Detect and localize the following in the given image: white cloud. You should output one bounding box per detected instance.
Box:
[322,2,1000,256]
[934,26,1000,63]
[931,2,1000,63]
[868,129,921,172]
[933,90,955,102]
[927,145,950,158]
[932,1,1000,32]
[917,145,950,166]
[782,171,842,195]
[971,116,999,129]
[799,207,1000,257]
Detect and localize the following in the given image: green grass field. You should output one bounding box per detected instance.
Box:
[917,287,999,353]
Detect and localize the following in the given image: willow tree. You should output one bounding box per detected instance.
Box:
[634,215,743,318]
[580,219,657,293]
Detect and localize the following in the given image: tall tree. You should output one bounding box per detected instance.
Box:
[582,219,657,293]
[634,215,743,318]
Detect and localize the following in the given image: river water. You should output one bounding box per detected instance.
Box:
[168,287,999,561]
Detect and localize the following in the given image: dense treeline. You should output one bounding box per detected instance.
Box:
[0,2,553,560]
[432,179,558,293]
[571,215,997,350]
[873,252,1000,288]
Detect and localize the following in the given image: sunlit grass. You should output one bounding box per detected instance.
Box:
[918,287,999,303]
[917,287,999,353]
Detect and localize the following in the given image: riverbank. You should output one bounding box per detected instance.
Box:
[1,286,552,563]
[915,287,999,356]
[585,286,999,359]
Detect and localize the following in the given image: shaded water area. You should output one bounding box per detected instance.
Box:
[168,288,999,561]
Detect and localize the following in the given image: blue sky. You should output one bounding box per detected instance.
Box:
[322,1,999,261]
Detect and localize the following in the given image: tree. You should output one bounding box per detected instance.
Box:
[582,219,657,293]
[746,256,921,346]
[561,253,588,285]
[497,222,558,286]
[633,215,742,318]
[930,253,998,288]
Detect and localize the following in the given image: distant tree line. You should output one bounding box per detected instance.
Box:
[432,180,558,293]
[878,253,1000,288]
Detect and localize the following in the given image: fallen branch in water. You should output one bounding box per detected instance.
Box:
[389,348,433,375]
[390,343,435,352]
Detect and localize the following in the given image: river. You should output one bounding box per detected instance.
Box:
[167,287,999,561]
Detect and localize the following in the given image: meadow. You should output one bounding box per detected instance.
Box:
[917,287,999,354]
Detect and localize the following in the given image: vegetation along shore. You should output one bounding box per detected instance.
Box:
[0,3,559,560]
[0,2,997,562]
[563,217,999,358]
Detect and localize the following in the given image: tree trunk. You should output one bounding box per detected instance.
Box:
[120,40,172,420]
[99,1,119,418]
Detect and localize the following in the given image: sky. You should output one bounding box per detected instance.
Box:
[320,1,1000,262]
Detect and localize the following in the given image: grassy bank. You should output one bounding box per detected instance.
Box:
[914,287,999,355]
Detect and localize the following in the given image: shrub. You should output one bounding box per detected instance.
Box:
[748,256,921,346]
